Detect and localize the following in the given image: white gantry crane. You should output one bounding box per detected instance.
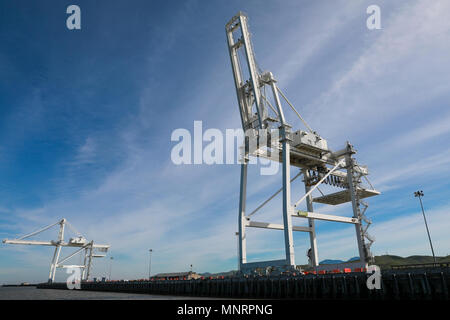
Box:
[3,218,110,282]
[226,12,380,274]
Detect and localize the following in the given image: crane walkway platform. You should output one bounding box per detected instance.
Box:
[313,188,380,205]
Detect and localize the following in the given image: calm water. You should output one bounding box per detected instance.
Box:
[0,286,207,300]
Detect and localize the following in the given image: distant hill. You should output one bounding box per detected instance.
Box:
[199,255,450,276]
[373,254,450,269]
[199,270,238,277]
[319,257,360,265]
[319,259,344,264]
[316,254,450,270]
[347,256,360,262]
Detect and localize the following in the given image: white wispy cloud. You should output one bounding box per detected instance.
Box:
[302,0,450,142]
[2,1,450,283]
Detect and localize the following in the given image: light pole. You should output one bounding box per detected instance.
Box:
[109,257,114,280]
[414,190,437,264]
[149,249,153,280]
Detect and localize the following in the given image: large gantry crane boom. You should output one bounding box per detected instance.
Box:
[226,12,380,274]
[3,218,110,282]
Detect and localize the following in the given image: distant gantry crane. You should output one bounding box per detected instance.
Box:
[226,12,380,274]
[2,218,110,282]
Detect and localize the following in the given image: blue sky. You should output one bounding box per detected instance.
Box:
[1,0,450,284]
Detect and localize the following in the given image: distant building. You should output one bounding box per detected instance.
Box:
[153,271,200,280]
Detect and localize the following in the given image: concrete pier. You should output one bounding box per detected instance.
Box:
[37,268,449,300]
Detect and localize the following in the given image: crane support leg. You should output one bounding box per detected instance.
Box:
[303,169,319,268]
[85,242,94,280]
[281,133,295,266]
[82,248,88,280]
[48,219,66,282]
[49,245,60,283]
[238,162,248,268]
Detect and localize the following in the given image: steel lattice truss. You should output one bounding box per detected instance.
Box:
[226,12,380,274]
